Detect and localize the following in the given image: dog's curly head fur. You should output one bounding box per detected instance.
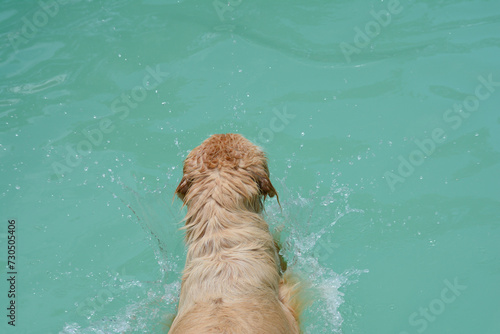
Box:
[175,133,278,211]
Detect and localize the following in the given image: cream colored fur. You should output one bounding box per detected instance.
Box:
[169,134,305,334]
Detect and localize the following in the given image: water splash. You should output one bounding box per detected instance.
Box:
[59,174,183,333]
[62,281,180,333]
[60,172,367,333]
[266,178,368,334]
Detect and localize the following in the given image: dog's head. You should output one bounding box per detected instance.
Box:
[175,134,278,210]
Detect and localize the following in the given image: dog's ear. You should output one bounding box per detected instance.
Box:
[175,176,191,201]
[259,174,280,206]
[175,152,197,202]
[259,175,277,198]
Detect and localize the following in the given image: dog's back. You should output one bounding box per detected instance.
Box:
[170,295,297,333]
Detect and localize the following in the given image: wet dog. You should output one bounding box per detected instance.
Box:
[169,133,304,333]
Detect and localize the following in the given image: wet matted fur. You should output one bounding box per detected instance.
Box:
[169,134,305,334]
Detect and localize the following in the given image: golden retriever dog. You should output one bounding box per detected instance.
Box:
[169,133,305,334]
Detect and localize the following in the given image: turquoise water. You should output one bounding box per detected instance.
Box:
[1,0,499,333]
